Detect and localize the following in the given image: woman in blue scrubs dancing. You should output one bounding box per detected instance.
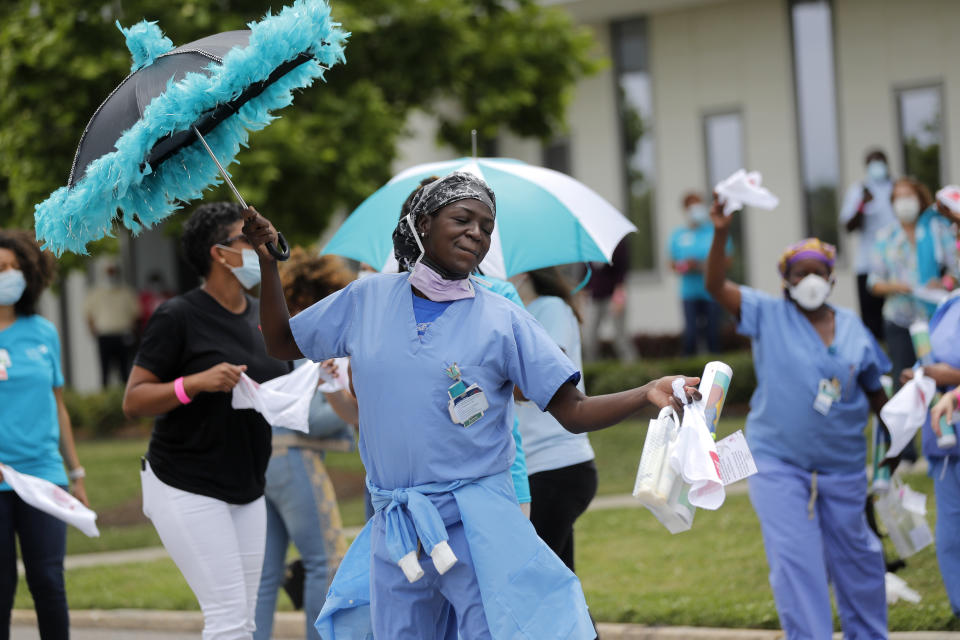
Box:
[242,171,699,639]
[705,197,891,639]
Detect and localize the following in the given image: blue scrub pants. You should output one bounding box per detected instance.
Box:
[369,512,491,640]
[748,457,887,639]
[931,456,960,616]
[254,448,346,640]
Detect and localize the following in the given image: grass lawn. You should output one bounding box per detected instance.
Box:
[14,419,959,629]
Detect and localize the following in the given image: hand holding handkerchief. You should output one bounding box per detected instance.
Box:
[936,185,960,215]
[0,463,99,537]
[715,169,780,216]
[879,368,936,458]
[232,361,323,432]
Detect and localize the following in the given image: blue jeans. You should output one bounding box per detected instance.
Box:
[0,490,68,640]
[254,448,346,640]
[682,298,721,355]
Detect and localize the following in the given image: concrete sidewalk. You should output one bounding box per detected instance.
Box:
[10,610,960,640]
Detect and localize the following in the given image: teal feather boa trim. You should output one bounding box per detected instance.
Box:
[35,0,348,255]
[116,20,174,72]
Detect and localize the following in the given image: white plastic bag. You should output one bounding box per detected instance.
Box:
[874,478,933,558]
[0,463,99,537]
[232,361,322,432]
[879,369,936,458]
[633,408,696,533]
[714,169,780,216]
[669,403,724,510]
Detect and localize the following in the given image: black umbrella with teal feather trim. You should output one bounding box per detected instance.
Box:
[34,0,348,259]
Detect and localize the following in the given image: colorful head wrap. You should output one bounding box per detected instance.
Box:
[777,238,836,277]
[392,171,496,272]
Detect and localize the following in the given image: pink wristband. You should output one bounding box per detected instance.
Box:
[174,377,192,404]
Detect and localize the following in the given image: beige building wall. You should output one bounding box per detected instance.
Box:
[834,0,960,198]
[535,0,848,333]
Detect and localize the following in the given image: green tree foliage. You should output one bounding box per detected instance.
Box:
[0,0,597,248]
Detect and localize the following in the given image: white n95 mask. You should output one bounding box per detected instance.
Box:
[789,274,832,311]
[893,196,921,224]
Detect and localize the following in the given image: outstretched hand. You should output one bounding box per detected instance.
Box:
[241,206,279,260]
[646,376,701,415]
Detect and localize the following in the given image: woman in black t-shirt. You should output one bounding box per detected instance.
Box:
[123,202,288,640]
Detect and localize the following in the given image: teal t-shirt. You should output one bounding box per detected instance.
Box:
[0,315,67,489]
[669,223,731,301]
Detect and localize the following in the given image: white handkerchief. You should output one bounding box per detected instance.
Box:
[0,463,99,537]
[669,405,724,510]
[317,357,350,393]
[936,185,960,215]
[231,361,322,432]
[880,369,936,458]
[714,169,780,216]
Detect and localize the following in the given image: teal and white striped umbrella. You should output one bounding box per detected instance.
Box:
[322,157,636,279]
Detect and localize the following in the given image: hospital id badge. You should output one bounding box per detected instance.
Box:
[813,378,840,416]
[447,382,489,428]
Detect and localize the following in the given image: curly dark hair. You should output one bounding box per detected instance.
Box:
[0,229,56,316]
[181,202,246,276]
[279,248,355,314]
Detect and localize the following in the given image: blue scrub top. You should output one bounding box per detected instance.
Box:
[924,293,960,458]
[669,223,732,301]
[738,286,890,473]
[290,273,579,491]
[0,315,67,490]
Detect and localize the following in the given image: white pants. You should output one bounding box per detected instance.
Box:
[142,461,266,640]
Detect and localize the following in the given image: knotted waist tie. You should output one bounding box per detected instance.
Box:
[367,476,468,583]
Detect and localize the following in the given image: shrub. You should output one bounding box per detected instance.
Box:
[583,350,756,406]
[63,386,148,437]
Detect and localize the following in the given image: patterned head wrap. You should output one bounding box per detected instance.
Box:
[392,171,496,272]
[778,238,837,277]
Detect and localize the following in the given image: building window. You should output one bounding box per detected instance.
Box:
[703,110,747,282]
[897,84,944,195]
[612,18,655,271]
[789,0,841,248]
[542,138,571,175]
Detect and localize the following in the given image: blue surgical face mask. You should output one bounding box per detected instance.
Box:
[217,246,261,289]
[687,203,709,225]
[0,269,27,306]
[866,160,888,183]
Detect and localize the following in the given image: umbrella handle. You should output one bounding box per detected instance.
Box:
[266,233,291,261]
[192,126,290,261]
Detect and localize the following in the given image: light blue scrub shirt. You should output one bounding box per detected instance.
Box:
[289,273,578,491]
[738,286,890,473]
[0,315,67,490]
